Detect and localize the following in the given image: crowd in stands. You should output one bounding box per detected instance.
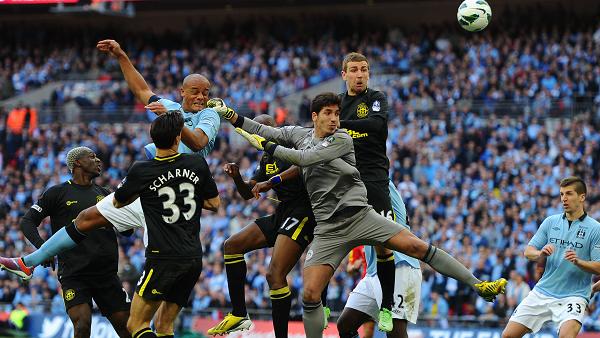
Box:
[2,103,600,329]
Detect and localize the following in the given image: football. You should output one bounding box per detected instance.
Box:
[457,0,492,32]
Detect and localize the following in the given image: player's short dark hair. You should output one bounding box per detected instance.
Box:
[150,111,184,149]
[342,52,369,72]
[560,176,587,195]
[311,92,341,114]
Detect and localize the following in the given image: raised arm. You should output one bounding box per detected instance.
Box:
[206,99,294,145]
[223,163,255,200]
[97,39,155,105]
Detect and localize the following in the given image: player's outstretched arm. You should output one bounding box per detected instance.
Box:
[207,99,293,145]
[223,163,255,200]
[97,39,155,105]
[269,132,353,166]
[203,196,221,212]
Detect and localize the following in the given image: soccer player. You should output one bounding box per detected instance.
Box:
[207,114,318,337]
[339,52,398,331]
[213,93,507,338]
[502,177,600,338]
[337,184,422,338]
[0,39,220,337]
[113,111,220,338]
[17,146,131,338]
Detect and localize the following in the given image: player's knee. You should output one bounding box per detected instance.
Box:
[223,237,240,255]
[302,286,322,303]
[74,207,100,232]
[501,329,518,338]
[266,269,286,289]
[73,317,92,338]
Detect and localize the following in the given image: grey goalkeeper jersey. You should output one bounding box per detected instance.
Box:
[241,118,369,223]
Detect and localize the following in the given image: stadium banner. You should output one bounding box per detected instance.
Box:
[28,314,566,338]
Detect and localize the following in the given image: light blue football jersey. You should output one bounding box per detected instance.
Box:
[144,98,220,158]
[529,213,600,301]
[365,180,421,277]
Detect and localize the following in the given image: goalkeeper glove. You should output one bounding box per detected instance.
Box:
[235,128,276,151]
[207,97,236,120]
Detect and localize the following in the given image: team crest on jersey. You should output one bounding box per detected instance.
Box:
[184,117,194,127]
[96,195,105,203]
[266,162,280,175]
[64,289,76,301]
[372,100,381,112]
[356,102,369,118]
[576,228,586,239]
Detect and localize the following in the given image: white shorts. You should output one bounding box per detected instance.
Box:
[345,264,422,324]
[96,192,146,235]
[509,289,587,333]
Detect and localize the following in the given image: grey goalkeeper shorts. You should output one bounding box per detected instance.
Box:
[304,206,405,270]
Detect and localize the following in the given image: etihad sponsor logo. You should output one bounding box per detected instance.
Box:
[346,129,369,139]
[549,238,583,248]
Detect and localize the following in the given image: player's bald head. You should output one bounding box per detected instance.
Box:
[182,74,210,89]
[253,114,275,127]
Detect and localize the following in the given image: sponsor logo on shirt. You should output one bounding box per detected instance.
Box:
[266,162,280,175]
[66,200,78,206]
[96,195,105,203]
[549,237,583,249]
[346,129,369,139]
[356,102,369,118]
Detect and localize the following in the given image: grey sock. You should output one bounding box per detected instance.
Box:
[303,300,324,338]
[423,244,480,286]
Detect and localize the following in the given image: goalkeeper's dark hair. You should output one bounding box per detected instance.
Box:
[150,111,184,149]
[311,92,341,115]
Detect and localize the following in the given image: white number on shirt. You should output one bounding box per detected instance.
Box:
[158,183,196,224]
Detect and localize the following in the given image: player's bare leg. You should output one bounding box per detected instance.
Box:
[154,302,181,337]
[128,293,161,338]
[68,304,93,338]
[501,321,532,338]
[558,320,582,338]
[107,309,131,338]
[337,307,372,338]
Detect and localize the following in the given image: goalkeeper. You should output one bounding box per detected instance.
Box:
[209,93,507,338]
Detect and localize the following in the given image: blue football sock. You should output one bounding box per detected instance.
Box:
[23,226,78,266]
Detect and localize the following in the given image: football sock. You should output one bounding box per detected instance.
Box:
[422,244,480,285]
[270,286,292,338]
[23,224,81,267]
[224,254,247,317]
[303,300,324,338]
[377,253,395,309]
